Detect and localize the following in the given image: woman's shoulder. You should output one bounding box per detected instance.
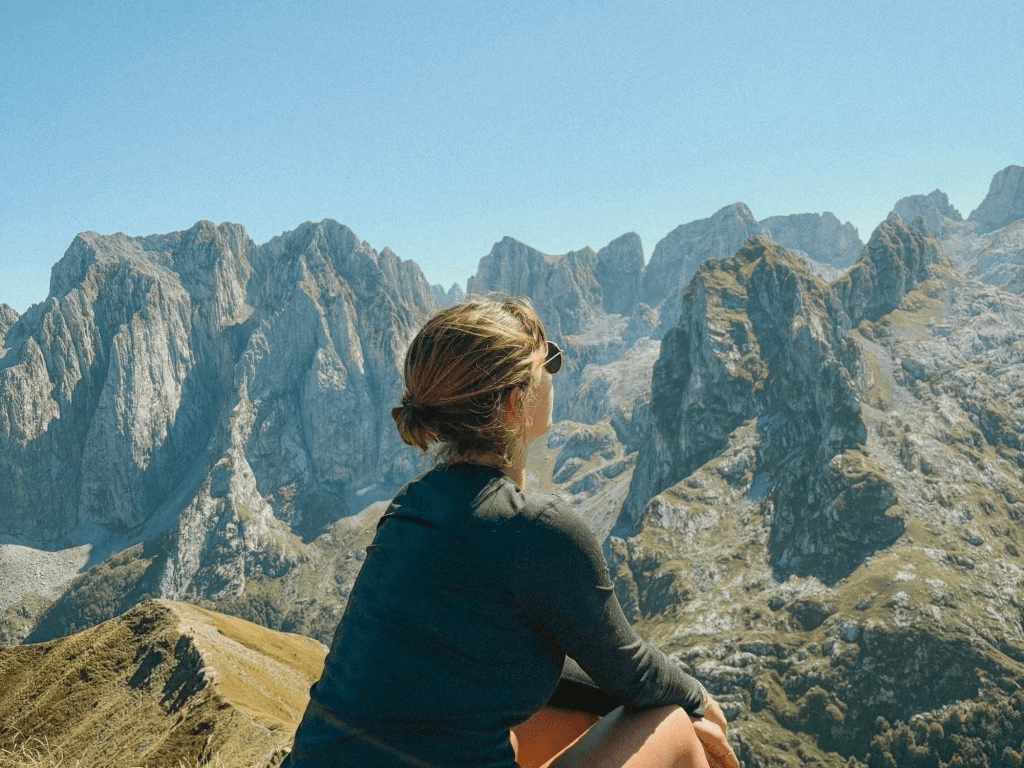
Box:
[513,489,601,551]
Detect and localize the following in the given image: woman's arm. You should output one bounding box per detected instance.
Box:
[509,498,707,716]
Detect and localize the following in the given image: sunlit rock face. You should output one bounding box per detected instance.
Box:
[621,236,899,584]
[0,219,433,599]
[834,212,949,326]
[641,203,768,334]
[0,305,17,347]
[962,219,1024,293]
[760,211,863,270]
[467,237,603,338]
[969,164,1024,233]
[891,189,963,238]
[595,232,644,316]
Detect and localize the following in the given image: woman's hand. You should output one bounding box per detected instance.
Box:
[690,695,739,768]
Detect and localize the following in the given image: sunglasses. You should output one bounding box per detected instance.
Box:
[544,341,563,375]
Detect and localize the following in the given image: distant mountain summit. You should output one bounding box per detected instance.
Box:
[969,164,1024,232]
[0,304,17,346]
[892,189,962,237]
[431,281,465,306]
[468,237,600,331]
[642,203,766,332]
[759,211,863,268]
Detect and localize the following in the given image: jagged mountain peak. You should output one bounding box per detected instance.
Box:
[621,236,873,568]
[969,164,1024,233]
[596,232,644,316]
[641,202,768,332]
[834,211,950,326]
[468,237,603,337]
[0,303,17,344]
[0,219,435,561]
[892,189,963,238]
[431,281,466,307]
[760,211,863,269]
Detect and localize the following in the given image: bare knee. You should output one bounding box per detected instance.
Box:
[633,705,704,762]
[548,704,707,768]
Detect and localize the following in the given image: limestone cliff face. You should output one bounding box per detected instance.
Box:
[466,236,603,337]
[892,189,962,238]
[834,212,949,325]
[969,164,1024,233]
[595,232,644,315]
[641,203,767,333]
[0,219,433,599]
[621,236,897,583]
[0,304,17,347]
[963,220,1024,293]
[760,212,863,269]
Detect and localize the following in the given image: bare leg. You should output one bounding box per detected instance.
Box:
[541,705,710,768]
[513,706,601,768]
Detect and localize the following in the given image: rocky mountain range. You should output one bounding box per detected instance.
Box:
[2,164,1024,766]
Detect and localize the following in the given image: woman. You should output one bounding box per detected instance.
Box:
[285,297,738,768]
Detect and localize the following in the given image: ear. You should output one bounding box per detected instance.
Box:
[503,386,528,426]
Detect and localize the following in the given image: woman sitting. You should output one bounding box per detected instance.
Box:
[284,296,738,768]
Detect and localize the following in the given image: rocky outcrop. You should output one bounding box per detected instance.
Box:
[641,203,767,332]
[0,219,434,599]
[595,232,644,315]
[467,237,602,337]
[0,304,17,347]
[892,189,962,237]
[431,282,465,306]
[0,599,325,768]
[969,164,1024,233]
[621,236,898,583]
[564,337,659,450]
[963,219,1024,293]
[834,212,949,326]
[760,212,863,269]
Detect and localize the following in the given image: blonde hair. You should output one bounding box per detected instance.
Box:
[392,296,547,465]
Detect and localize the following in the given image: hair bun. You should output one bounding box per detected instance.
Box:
[392,395,433,450]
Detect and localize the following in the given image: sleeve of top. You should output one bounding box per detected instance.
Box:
[508,497,707,717]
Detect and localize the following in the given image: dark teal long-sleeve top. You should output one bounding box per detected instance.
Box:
[284,464,705,768]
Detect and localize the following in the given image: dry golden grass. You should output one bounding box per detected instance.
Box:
[0,729,267,767]
[0,600,327,768]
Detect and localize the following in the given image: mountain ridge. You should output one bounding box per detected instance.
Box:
[3,164,1024,767]
[0,598,325,767]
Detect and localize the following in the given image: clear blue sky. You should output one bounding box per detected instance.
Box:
[2,0,1022,314]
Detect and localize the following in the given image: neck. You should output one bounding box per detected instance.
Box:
[455,444,528,490]
[501,441,528,489]
[501,452,526,490]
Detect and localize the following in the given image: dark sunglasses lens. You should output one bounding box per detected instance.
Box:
[544,341,562,374]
